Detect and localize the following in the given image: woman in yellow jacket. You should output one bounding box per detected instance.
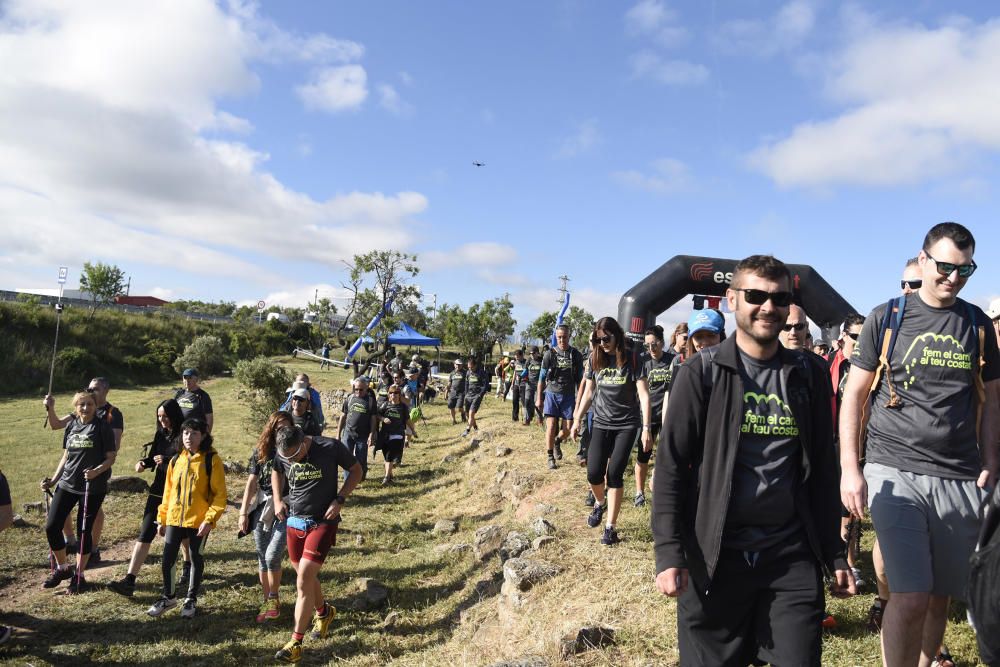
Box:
[148,418,226,619]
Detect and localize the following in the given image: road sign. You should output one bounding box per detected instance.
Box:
[257,300,266,311]
[57,267,68,284]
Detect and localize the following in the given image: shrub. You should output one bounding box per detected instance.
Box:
[234,356,290,431]
[172,335,226,377]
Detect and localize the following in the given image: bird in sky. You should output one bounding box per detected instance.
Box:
[472,161,485,167]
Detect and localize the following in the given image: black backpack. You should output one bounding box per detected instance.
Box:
[969,484,1000,665]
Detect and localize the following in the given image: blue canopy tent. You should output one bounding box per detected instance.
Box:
[358,323,440,347]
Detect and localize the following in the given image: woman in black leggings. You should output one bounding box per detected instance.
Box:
[109,399,184,596]
[571,317,651,546]
[41,390,117,593]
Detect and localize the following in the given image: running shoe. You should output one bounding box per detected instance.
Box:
[461,428,470,438]
[851,567,867,592]
[547,455,556,470]
[89,548,102,565]
[634,492,646,508]
[600,527,620,546]
[255,597,279,622]
[584,490,595,507]
[108,576,136,597]
[147,596,179,617]
[554,439,563,460]
[65,575,88,595]
[587,503,605,528]
[309,603,335,640]
[42,567,74,589]
[181,597,197,618]
[275,639,302,663]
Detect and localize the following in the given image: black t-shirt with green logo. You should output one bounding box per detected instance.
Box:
[248,449,277,496]
[448,371,467,398]
[175,388,213,422]
[644,352,673,424]
[274,436,357,521]
[61,418,115,495]
[341,394,377,439]
[465,369,490,398]
[526,357,542,384]
[853,293,1000,479]
[586,359,647,429]
[542,347,583,396]
[724,350,803,551]
[378,400,410,439]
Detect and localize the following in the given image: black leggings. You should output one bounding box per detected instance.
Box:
[511,383,522,420]
[45,484,106,555]
[587,426,639,489]
[137,495,161,544]
[522,384,537,423]
[163,526,206,599]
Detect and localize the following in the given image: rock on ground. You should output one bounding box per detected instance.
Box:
[346,578,390,611]
[558,624,616,658]
[531,517,556,536]
[532,536,555,550]
[432,519,458,535]
[499,531,531,562]
[473,524,505,561]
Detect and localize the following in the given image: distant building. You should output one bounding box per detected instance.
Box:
[115,295,169,307]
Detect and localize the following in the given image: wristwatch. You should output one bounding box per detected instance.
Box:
[335,495,347,506]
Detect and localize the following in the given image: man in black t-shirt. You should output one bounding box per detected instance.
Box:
[840,223,1000,667]
[337,377,377,480]
[509,349,527,423]
[447,359,467,424]
[536,325,584,467]
[522,347,542,426]
[176,369,214,434]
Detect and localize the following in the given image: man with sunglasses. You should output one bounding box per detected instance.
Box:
[537,324,584,469]
[337,377,378,481]
[840,222,1000,667]
[779,304,810,351]
[654,254,851,667]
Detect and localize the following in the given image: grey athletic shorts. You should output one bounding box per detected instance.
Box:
[866,461,986,600]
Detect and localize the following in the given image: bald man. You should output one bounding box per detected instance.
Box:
[780,304,810,350]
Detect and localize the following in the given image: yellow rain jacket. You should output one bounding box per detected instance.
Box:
[157,448,227,529]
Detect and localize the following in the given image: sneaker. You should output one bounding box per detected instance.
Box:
[89,548,102,565]
[851,567,867,592]
[600,526,620,546]
[821,611,837,629]
[866,599,886,634]
[634,492,646,507]
[256,597,279,622]
[584,490,595,507]
[147,596,179,617]
[554,439,563,460]
[547,455,557,470]
[587,503,605,528]
[181,597,197,619]
[461,428,470,438]
[309,603,335,640]
[0,625,11,645]
[108,576,136,597]
[42,567,74,589]
[382,476,391,485]
[65,575,88,595]
[275,639,302,664]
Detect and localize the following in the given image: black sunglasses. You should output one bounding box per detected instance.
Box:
[846,332,860,341]
[85,387,97,393]
[591,334,613,345]
[782,323,807,332]
[732,288,794,307]
[925,253,977,278]
[900,279,922,290]
[644,341,662,348]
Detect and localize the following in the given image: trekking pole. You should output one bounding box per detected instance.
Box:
[76,478,90,589]
[42,267,68,428]
[43,487,55,575]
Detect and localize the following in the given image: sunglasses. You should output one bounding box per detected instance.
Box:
[900,279,922,290]
[732,288,793,307]
[85,387,97,393]
[846,332,860,341]
[782,323,807,332]
[644,341,662,348]
[925,252,977,278]
[591,334,613,345]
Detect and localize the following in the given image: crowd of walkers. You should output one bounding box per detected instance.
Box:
[10,221,1000,665]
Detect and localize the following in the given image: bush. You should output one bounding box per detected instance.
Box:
[172,335,226,377]
[234,356,290,431]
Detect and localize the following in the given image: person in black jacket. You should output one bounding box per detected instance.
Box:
[652,254,854,667]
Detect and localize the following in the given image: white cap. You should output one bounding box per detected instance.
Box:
[987,298,1000,321]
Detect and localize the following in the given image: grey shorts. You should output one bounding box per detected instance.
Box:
[865,461,986,600]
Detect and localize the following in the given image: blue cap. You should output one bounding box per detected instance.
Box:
[182,368,198,377]
[687,309,725,336]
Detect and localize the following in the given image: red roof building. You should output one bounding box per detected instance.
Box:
[114,295,169,307]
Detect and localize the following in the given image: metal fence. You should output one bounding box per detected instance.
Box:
[0,290,234,324]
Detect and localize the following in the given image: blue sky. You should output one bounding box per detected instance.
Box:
[3,0,1000,332]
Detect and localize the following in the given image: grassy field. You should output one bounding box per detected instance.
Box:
[0,359,985,666]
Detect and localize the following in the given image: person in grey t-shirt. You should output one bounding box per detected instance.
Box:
[840,223,1000,667]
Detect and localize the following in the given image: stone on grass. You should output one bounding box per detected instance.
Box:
[559,624,616,658]
[501,558,562,607]
[440,454,457,464]
[12,514,28,528]
[473,524,505,561]
[450,543,472,554]
[22,501,44,513]
[382,610,401,628]
[222,459,246,475]
[487,657,546,667]
[106,476,148,494]
[355,534,365,546]
[532,536,555,550]
[531,517,556,536]
[499,531,531,562]
[495,446,513,457]
[432,519,458,535]
[348,578,390,611]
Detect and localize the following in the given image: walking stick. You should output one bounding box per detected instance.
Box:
[42,268,68,428]
[76,478,90,590]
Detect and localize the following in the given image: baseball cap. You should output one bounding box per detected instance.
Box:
[182,368,198,378]
[454,358,465,365]
[687,309,725,336]
[988,298,1000,321]
[292,387,310,400]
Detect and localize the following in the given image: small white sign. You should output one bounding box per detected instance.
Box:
[257,300,266,311]
[58,267,68,284]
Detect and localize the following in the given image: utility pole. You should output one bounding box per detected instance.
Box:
[125,275,131,297]
[557,275,570,305]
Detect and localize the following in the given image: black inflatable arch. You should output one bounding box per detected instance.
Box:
[617,255,856,345]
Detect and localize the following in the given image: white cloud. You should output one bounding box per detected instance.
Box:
[554,118,601,159]
[630,51,708,85]
[378,83,412,116]
[714,0,816,57]
[0,2,427,289]
[399,70,414,86]
[749,13,1000,188]
[246,283,358,310]
[612,158,694,194]
[297,65,368,112]
[625,0,688,47]
[423,243,518,270]
[149,287,177,301]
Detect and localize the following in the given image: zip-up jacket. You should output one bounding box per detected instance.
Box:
[651,336,847,595]
[157,448,227,529]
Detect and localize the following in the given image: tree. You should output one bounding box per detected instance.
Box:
[523,311,558,344]
[521,306,594,349]
[342,251,420,354]
[442,296,515,359]
[79,262,126,314]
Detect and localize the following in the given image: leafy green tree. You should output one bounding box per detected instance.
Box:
[341,251,420,353]
[522,306,593,348]
[523,311,557,344]
[234,356,291,431]
[442,296,515,359]
[172,335,226,377]
[79,261,126,314]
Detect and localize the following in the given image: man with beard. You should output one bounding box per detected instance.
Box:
[653,254,853,666]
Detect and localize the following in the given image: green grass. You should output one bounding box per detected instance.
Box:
[0,361,986,665]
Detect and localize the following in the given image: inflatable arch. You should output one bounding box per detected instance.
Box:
[617,255,857,345]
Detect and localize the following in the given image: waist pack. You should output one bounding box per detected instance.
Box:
[287,516,317,532]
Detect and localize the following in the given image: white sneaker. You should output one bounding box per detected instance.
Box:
[147,596,178,617]
[181,597,197,618]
